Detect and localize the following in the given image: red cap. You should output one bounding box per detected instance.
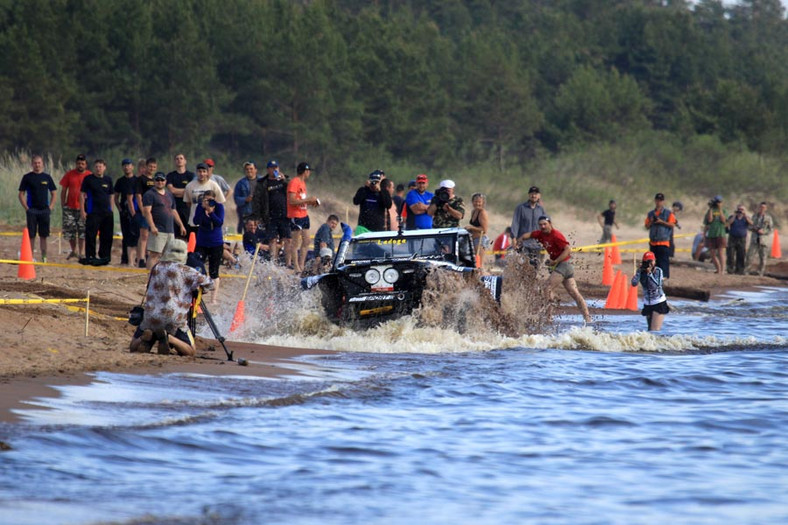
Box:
[204,158,215,167]
[416,174,428,183]
[642,251,656,262]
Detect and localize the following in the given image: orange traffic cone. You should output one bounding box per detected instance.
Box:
[18,228,36,280]
[626,283,639,311]
[771,229,782,259]
[187,232,196,253]
[616,272,629,309]
[611,234,622,265]
[602,247,614,286]
[604,271,622,309]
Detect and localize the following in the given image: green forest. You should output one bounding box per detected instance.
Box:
[1,0,786,212]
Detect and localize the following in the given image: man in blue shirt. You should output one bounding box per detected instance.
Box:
[405,174,433,229]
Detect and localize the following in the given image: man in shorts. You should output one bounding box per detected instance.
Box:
[142,172,187,269]
[18,155,57,262]
[59,153,91,259]
[287,162,321,273]
[518,215,592,323]
[252,160,290,263]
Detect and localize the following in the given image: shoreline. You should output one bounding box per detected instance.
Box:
[0,341,335,424]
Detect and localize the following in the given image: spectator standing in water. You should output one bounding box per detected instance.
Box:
[644,192,676,279]
[631,251,670,331]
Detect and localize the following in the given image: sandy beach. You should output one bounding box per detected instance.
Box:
[0,221,784,423]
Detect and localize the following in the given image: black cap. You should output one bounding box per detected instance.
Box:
[297,162,311,174]
[196,162,208,171]
[76,154,87,161]
[528,186,540,194]
[154,172,167,181]
[655,192,665,200]
[368,170,383,182]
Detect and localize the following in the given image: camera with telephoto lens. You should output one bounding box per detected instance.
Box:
[207,199,217,207]
[434,187,451,207]
[641,260,652,270]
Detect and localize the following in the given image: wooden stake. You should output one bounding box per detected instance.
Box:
[85,290,90,337]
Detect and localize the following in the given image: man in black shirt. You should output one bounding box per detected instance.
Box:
[17,154,57,262]
[353,170,392,232]
[166,153,195,240]
[597,200,618,244]
[134,158,157,267]
[79,159,114,266]
[114,159,140,265]
[252,161,290,262]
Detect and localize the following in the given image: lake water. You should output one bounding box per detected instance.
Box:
[1,286,786,524]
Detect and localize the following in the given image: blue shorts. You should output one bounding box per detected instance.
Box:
[135,212,149,230]
[291,216,310,231]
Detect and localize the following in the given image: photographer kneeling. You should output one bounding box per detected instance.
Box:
[130,239,213,356]
[428,180,465,228]
[631,251,669,331]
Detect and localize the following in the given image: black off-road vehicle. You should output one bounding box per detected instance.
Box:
[301,227,502,327]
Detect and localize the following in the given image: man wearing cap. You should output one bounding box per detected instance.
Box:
[183,163,226,236]
[428,179,465,228]
[287,162,320,273]
[353,170,393,232]
[703,195,727,274]
[405,174,434,230]
[114,159,140,265]
[597,200,618,244]
[18,155,57,263]
[726,204,752,275]
[203,158,232,200]
[133,158,158,268]
[519,216,592,323]
[233,161,261,234]
[252,160,290,262]
[166,153,195,239]
[59,154,91,260]
[79,159,114,266]
[512,186,547,266]
[142,171,187,269]
[645,192,677,278]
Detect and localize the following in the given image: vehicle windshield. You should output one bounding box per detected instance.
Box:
[345,234,457,262]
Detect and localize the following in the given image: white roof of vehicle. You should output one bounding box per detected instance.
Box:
[353,227,469,240]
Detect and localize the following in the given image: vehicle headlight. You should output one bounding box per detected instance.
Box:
[364,269,380,284]
[383,268,399,284]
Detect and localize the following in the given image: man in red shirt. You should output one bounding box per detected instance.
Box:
[520,215,591,323]
[59,154,91,259]
[287,162,320,273]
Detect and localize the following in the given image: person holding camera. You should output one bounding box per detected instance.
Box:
[194,190,225,303]
[428,179,465,228]
[130,239,213,356]
[703,195,727,274]
[353,170,393,233]
[631,251,669,331]
[644,192,676,278]
[518,216,592,323]
[746,202,774,276]
[726,205,752,274]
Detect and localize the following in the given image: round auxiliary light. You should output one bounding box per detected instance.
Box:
[364,269,380,284]
[383,268,399,284]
